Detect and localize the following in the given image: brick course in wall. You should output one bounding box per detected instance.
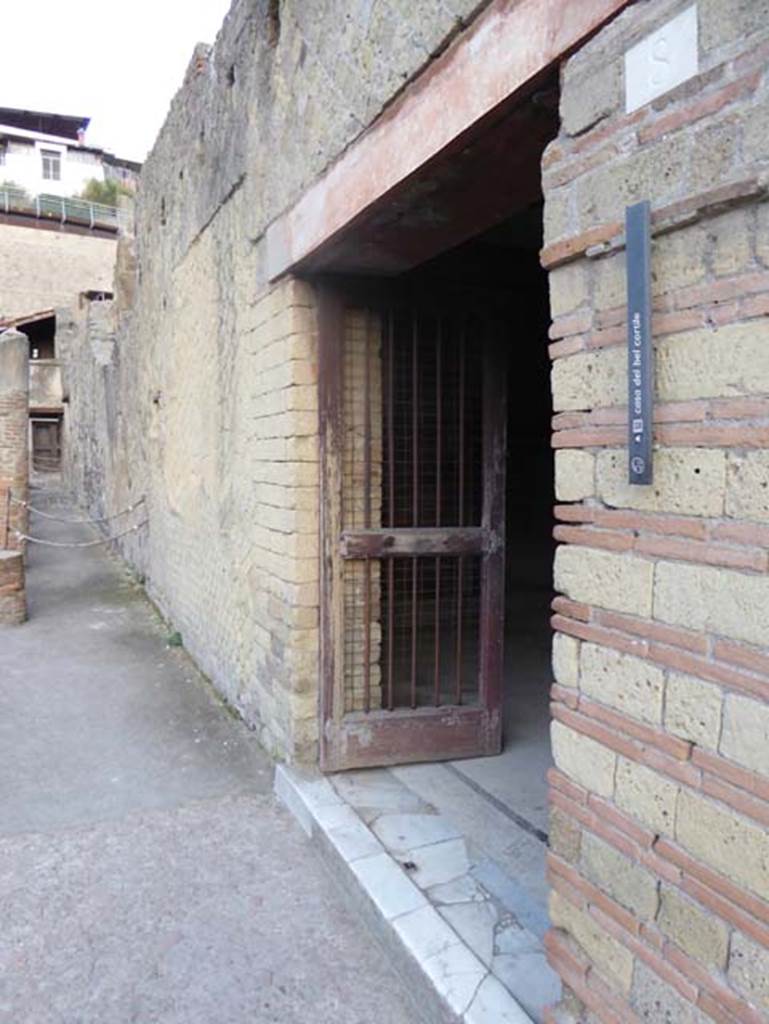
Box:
[64,265,322,760]
[0,393,29,551]
[0,550,25,624]
[543,2,769,1021]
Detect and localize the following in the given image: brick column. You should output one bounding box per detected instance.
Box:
[0,328,28,624]
[541,3,769,1022]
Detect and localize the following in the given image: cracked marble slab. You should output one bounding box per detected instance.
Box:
[440,900,498,967]
[420,940,489,1017]
[428,876,489,905]
[331,769,431,822]
[277,765,543,1024]
[399,836,471,888]
[372,812,463,852]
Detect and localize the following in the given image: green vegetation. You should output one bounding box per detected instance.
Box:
[0,180,29,197]
[77,177,133,207]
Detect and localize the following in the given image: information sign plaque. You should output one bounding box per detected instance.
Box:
[626,200,653,485]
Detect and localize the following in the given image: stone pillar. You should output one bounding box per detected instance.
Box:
[0,328,29,623]
[542,3,769,1022]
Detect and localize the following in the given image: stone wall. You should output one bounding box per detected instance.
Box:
[543,2,769,1021]
[29,361,63,411]
[60,298,120,518]
[62,261,322,758]
[0,328,28,623]
[62,0,496,761]
[51,0,769,1010]
[0,222,116,320]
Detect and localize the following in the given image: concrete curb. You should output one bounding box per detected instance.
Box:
[275,764,535,1024]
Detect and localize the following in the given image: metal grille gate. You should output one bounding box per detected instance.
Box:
[319,285,507,771]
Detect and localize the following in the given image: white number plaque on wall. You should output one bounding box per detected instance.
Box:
[625,4,699,114]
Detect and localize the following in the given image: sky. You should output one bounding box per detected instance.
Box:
[3,1,233,162]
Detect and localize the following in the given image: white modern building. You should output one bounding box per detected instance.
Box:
[0,107,139,199]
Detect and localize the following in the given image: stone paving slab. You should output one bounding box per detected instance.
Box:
[276,764,559,1024]
[393,763,550,910]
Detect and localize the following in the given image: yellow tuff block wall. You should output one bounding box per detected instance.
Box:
[543,2,769,1021]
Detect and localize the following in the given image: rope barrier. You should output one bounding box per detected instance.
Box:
[14,520,148,549]
[10,495,146,524]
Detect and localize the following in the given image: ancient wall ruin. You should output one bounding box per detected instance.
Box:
[543,1,769,1021]
[0,328,28,623]
[61,0,490,760]
[59,298,120,515]
[53,0,769,1016]
[0,222,116,320]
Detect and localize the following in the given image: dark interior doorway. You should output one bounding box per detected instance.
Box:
[402,207,554,829]
[376,305,487,711]
[320,203,554,787]
[24,315,56,361]
[320,282,508,769]
[316,67,559,774]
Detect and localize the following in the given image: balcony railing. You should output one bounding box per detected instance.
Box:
[0,188,129,233]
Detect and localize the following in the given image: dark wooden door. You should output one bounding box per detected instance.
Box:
[32,419,62,471]
[319,284,507,771]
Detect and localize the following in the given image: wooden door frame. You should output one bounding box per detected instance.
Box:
[31,414,63,470]
[317,278,508,772]
[266,1,631,281]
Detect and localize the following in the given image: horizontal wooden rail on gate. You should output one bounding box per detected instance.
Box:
[339,526,489,558]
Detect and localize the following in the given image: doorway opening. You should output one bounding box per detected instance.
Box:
[31,414,63,473]
[316,206,558,1016]
[320,207,554,803]
[399,207,554,834]
[340,294,498,716]
[309,66,560,1018]
[24,313,56,361]
[318,68,559,781]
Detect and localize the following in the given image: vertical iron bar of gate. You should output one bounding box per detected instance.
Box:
[434,316,442,707]
[411,312,419,709]
[363,309,372,713]
[455,324,466,705]
[386,311,395,711]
